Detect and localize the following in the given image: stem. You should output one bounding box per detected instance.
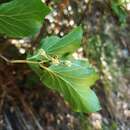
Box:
[10,60,40,64]
[0,54,9,62]
[0,54,45,64]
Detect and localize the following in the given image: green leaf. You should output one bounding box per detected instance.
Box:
[111,1,127,25]
[0,0,50,37]
[28,55,101,112]
[40,27,83,56]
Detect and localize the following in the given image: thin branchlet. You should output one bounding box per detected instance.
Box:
[0,54,46,64]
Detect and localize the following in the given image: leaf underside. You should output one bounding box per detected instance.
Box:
[27,27,101,112]
[29,59,101,112]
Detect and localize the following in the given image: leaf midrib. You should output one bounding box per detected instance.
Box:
[41,64,90,107]
[0,10,43,17]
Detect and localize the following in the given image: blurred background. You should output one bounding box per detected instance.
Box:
[0,0,130,130]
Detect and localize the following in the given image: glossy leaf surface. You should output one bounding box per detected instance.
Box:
[0,0,50,37]
[40,27,83,56]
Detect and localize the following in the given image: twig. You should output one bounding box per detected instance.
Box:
[0,54,46,64]
[0,54,9,63]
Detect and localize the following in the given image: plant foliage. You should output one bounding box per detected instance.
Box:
[0,0,50,37]
[28,27,101,112]
[111,0,127,25]
[0,0,101,112]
